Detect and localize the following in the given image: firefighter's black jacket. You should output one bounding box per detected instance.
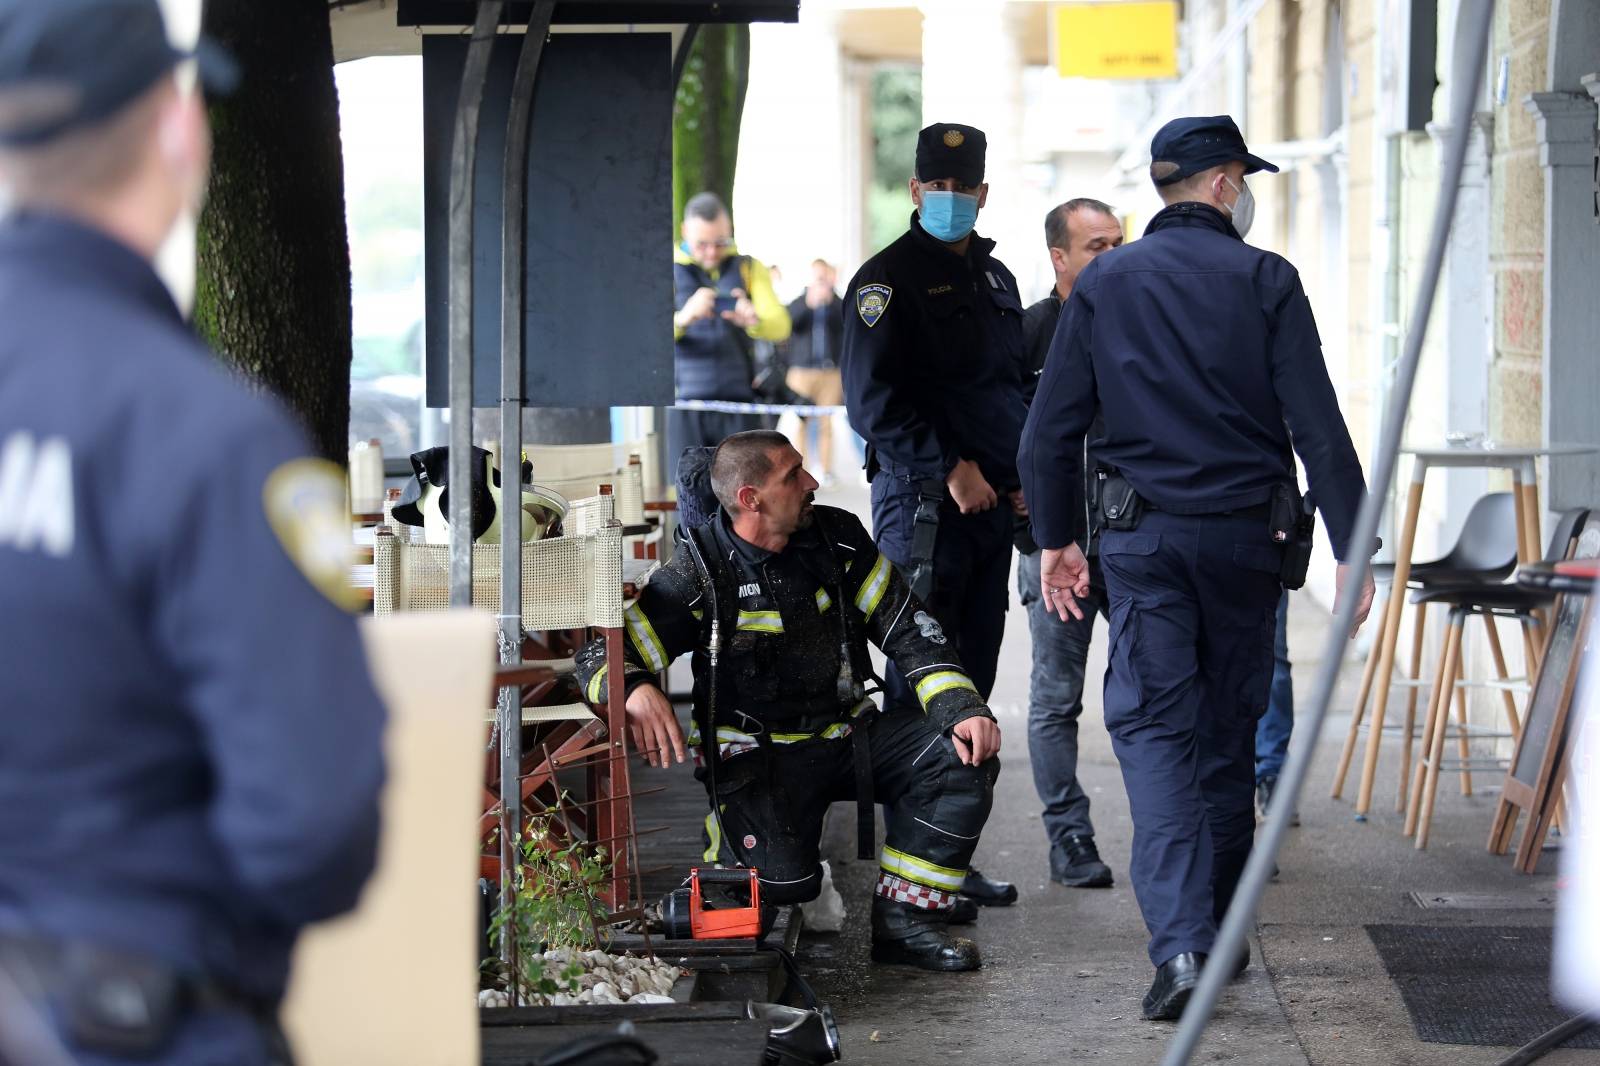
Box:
[575,505,991,742]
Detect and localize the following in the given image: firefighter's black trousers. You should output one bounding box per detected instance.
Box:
[699,707,998,905]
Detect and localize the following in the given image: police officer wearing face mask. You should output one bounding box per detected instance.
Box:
[0,2,386,1062]
[1018,115,1376,1021]
[841,122,1026,909]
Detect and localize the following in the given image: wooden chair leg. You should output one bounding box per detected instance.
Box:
[1488,796,1518,854]
[1481,615,1522,739]
[1416,615,1464,850]
[1454,649,1474,797]
[1334,597,1389,799]
[1405,629,1453,836]
[1398,602,1428,813]
[1522,620,1542,681]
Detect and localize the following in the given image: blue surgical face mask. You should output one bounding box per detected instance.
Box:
[918,190,980,243]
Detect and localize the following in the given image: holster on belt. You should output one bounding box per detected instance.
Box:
[1094,469,1145,533]
[0,935,282,1059]
[1268,483,1315,590]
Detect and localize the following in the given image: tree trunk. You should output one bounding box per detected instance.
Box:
[672,24,751,227]
[195,0,352,462]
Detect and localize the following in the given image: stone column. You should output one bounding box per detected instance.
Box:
[1527,89,1600,509]
[919,0,1030,271]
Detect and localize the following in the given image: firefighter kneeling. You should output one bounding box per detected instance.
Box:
[576,430,1004,971]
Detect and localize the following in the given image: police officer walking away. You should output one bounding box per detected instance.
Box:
[841,123,1024,907]
[1019,116,1376,1020]
[0,2,386,1062]
[1016,198,1122,890]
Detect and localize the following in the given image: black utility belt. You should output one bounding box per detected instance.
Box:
[1093,473,1314,590]
[0,933,277,1057]
[724,708,863,738]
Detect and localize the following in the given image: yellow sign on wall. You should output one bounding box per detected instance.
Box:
[1054,1,1180,80]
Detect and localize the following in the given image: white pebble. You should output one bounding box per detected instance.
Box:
[629,993,674,1004]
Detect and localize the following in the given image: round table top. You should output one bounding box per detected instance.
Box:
[1404,441,1600,462]
[1517,559,1598,595]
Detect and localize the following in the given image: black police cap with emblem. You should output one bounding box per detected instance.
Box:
[0,0,238,148]
[915,122,986,187]
[1148,115,1278,187]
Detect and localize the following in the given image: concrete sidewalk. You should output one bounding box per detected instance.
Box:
[796,483,1593,1065]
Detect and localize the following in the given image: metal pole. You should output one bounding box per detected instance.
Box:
[447,1,504,608]
[496,0,555,975]
[1161,0,1496,1059]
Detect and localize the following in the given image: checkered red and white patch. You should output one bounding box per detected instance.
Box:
[874,872,955,911]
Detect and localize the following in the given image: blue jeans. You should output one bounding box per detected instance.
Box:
[1016,549,1105,843]
[1254,590,1293,782]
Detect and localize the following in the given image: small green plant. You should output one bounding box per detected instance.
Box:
[486,816,610,1003]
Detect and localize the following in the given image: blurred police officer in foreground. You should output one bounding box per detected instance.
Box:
[1018,116,1375,1020]
[841,122,1027,908]
[0,1,386,1061]
[1015,198,1122,891]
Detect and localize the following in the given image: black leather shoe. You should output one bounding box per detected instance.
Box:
[961,867,1018,906]
[870,897,982,972]
[945,895,979,925]
[1232,943,1250,980]
[1142,952,1204,1021]
[1256,775,1301,827]
[1050,835,1114,888]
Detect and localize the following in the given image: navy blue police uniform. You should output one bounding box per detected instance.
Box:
[0,7,386,1059]
[840,123,1027,710]
[1018,116,1367,1013]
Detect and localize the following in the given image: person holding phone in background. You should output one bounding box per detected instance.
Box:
[670,191,792,472]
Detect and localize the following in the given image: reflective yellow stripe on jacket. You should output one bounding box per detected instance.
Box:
[736,610,784,635]
[853,552,891,620]
[913,669,977,709]
[624,603,667,671]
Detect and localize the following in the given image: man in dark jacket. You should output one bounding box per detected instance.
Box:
[0,4,385,1061]
[1019,116,1375,1020]
[784,258,845,482]
[1016,198,1122,891]
[575,431,1001,971]
[669,192,792,472]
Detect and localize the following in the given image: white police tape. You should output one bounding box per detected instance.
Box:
[673,399,849,418]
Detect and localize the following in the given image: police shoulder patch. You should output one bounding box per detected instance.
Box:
[856,283,892,328]
[263,457,360,611]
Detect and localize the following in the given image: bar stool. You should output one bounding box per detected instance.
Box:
[1332,492,1521,812]
[1403,506,1590,849]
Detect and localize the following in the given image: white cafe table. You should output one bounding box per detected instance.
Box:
[1337,442,1599,816]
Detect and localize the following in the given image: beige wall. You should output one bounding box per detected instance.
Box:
[1488,0,1551,448]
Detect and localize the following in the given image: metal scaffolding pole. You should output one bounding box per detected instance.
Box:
[447,1,503,608]
[495,0,556,973]
[1162,0,1497,1059]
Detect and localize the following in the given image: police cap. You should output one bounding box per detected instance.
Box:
[1149,115,1278,187]
[0,0,237,147]
[915,122,986,187]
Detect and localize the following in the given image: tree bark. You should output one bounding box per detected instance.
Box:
[672,24,751,227]
[195,0,352,462]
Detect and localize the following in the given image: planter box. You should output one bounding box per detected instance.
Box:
[480,1000,770,1065]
